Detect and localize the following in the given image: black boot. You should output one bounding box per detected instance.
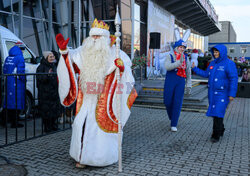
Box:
[220,127,225,137]
[10,110,23,128]
[211,131,220,143]
[211,117,221,143]
[44,119,51,132]
[51,119,58,131]
[0,113,6,127]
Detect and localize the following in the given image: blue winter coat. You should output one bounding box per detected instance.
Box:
[3,46,26,110]
[192,44,238,118]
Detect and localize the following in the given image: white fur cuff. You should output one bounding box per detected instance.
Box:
[89,28,110,37]
[59,48,69,55]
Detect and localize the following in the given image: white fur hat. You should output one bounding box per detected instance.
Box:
[89,19,110,37]
[89,28,110,37]
[43,51,53,59]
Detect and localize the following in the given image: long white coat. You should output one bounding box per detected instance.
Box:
[57,45,136,166]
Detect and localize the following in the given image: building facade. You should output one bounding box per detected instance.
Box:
[209,42,250,59]
[0,0,147,59]
[0,0,220,77]
[209,21,237,43]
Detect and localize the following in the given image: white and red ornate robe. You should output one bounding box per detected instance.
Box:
[57,45,137,166]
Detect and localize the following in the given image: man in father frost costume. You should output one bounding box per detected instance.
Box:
[56,19,137,168]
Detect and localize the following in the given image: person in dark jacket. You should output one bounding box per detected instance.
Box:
[36,51,60,132]
[2,45,25,128]
[192,44,238,143]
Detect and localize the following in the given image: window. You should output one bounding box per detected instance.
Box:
[134,4,140,55]
[22,49,33,63]
[241,47,247,54]
[6,41,33,63]
[6,41,15,52]
[229,48,235,53]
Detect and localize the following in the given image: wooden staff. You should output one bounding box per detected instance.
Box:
[115,5,122,172]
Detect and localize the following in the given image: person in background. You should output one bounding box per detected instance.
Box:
[192,44,238,143]
[198,49,204,57]
[2,42,26,128]
[244,59,249,66]
[36,51,60,132]
[51,50,59,65]
[233,57,238,62]
[241,68,250,82]
[204,51,209,57]
[247,68,250,81]
[191,49,199,67]
[237,65,242,77]
[239,56,245,63]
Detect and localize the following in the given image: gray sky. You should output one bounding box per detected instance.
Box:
[210,0,250,42]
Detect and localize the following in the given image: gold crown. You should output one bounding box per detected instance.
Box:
[91,18,109,30]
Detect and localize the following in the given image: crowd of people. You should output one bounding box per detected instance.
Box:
[232,57,250,82]
[0,18,246,169]
[0,43,74,130]
[241,68,250,82]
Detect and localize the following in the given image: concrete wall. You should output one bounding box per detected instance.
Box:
[229,23,237,42]
[204,36,209,52]
[209,21,236,43]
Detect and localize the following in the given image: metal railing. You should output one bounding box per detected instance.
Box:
[0,72,72,148]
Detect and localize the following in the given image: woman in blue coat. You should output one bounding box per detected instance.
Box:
[3,45,25,128]
[192,44,238,143]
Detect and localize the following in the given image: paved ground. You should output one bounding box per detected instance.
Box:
[0,98,249,176]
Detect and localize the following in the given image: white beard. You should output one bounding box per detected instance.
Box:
[80,36,111,94]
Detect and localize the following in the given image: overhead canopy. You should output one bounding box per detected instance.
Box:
[156,0,221,36]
